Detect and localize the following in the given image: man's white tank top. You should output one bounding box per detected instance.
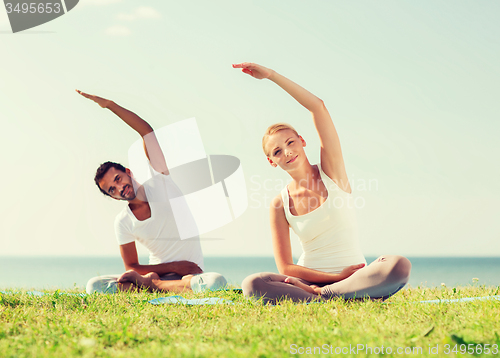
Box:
[281,164,366,274]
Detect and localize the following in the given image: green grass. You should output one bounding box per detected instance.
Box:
[1,286,499,357]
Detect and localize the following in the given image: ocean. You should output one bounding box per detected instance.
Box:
[0,256,499,290]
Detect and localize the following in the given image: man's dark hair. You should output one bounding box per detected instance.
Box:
[94,161,127,197]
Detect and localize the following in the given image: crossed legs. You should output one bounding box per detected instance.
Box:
[242,255,411,304]
[86,272,191,294]
[86,271,227,294]
[117,271,193,293]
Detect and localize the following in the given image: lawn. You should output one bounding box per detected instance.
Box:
[1,286,499,357]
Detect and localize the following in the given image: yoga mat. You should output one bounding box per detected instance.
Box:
[417,295,500,304]
[147,294,500,306]
[2,291,498,306]
[1,290,45,297]
[148,295,233,305]
[0,291,85,297]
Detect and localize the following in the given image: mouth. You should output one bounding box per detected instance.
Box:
[122,185,131,198]
[287,155,298,164]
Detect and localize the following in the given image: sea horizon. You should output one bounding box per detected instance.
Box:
[1,256,499,290]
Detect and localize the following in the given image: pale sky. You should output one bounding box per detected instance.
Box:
[0,0,499,259]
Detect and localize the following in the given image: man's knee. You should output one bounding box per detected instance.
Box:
[86,275,119,294]
[190,272,227,292]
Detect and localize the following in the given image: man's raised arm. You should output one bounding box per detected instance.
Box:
[76,90,169,175]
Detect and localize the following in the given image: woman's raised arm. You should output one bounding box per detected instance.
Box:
[233,63,351,192]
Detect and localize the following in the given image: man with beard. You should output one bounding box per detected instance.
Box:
[77,90,226,294]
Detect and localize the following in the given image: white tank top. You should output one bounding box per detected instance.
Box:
[281,164,366,274]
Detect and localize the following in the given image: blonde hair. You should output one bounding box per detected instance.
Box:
[262,123,299,156]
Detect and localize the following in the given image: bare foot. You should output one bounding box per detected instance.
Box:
[118,270,142,284]
[118,271,160,291]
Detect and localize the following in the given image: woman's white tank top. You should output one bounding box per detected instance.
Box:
[281,164,366,274]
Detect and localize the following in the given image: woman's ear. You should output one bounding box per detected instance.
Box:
[267,157,278,168]
[299,135,306,147]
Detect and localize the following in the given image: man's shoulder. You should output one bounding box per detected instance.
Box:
[114,206,131,226]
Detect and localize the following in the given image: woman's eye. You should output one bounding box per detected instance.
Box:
[288,141,294,145]
[274,150,281,155]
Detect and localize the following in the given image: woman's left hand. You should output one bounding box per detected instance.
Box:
[284,276,301,286]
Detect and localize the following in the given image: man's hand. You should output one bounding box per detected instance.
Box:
[232,62,274,80]
[338,263,365,281]
[76,89,113,108]
[170,261,203,276]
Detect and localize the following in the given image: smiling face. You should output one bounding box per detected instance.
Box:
[265,129,307,170]
[98,167,136,201]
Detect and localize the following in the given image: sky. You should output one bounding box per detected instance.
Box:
[0,0,499,259]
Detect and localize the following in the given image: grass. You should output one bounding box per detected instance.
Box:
[1,285,499,357]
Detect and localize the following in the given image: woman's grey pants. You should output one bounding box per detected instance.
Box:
[242,255,411,304]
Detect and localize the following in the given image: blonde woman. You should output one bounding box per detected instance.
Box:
[233,63,411,304]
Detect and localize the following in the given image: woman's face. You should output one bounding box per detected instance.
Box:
[265,129,306,170]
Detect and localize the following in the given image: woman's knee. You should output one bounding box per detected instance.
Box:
[241,272,278,297]
[387,256,411,283]
[242,273,263,296]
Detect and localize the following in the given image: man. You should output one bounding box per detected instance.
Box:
[78,90,227,294]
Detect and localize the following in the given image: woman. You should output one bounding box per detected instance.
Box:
[233,63,411,304]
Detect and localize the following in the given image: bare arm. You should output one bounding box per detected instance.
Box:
[233,63,351,193]
[270,195,360,283]
[119,242,203,276]
[76,90,169,175]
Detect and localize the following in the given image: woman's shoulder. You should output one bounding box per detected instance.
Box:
[271,193,284,210]
[270,192,289,218]
[270,193,289,224]
[317,162,352,194]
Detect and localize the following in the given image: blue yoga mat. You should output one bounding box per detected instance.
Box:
[2,291,498,306]
[148,295,233,305]
[0,291,85,297]
[147,294,500,306]
[418,295,500,304]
